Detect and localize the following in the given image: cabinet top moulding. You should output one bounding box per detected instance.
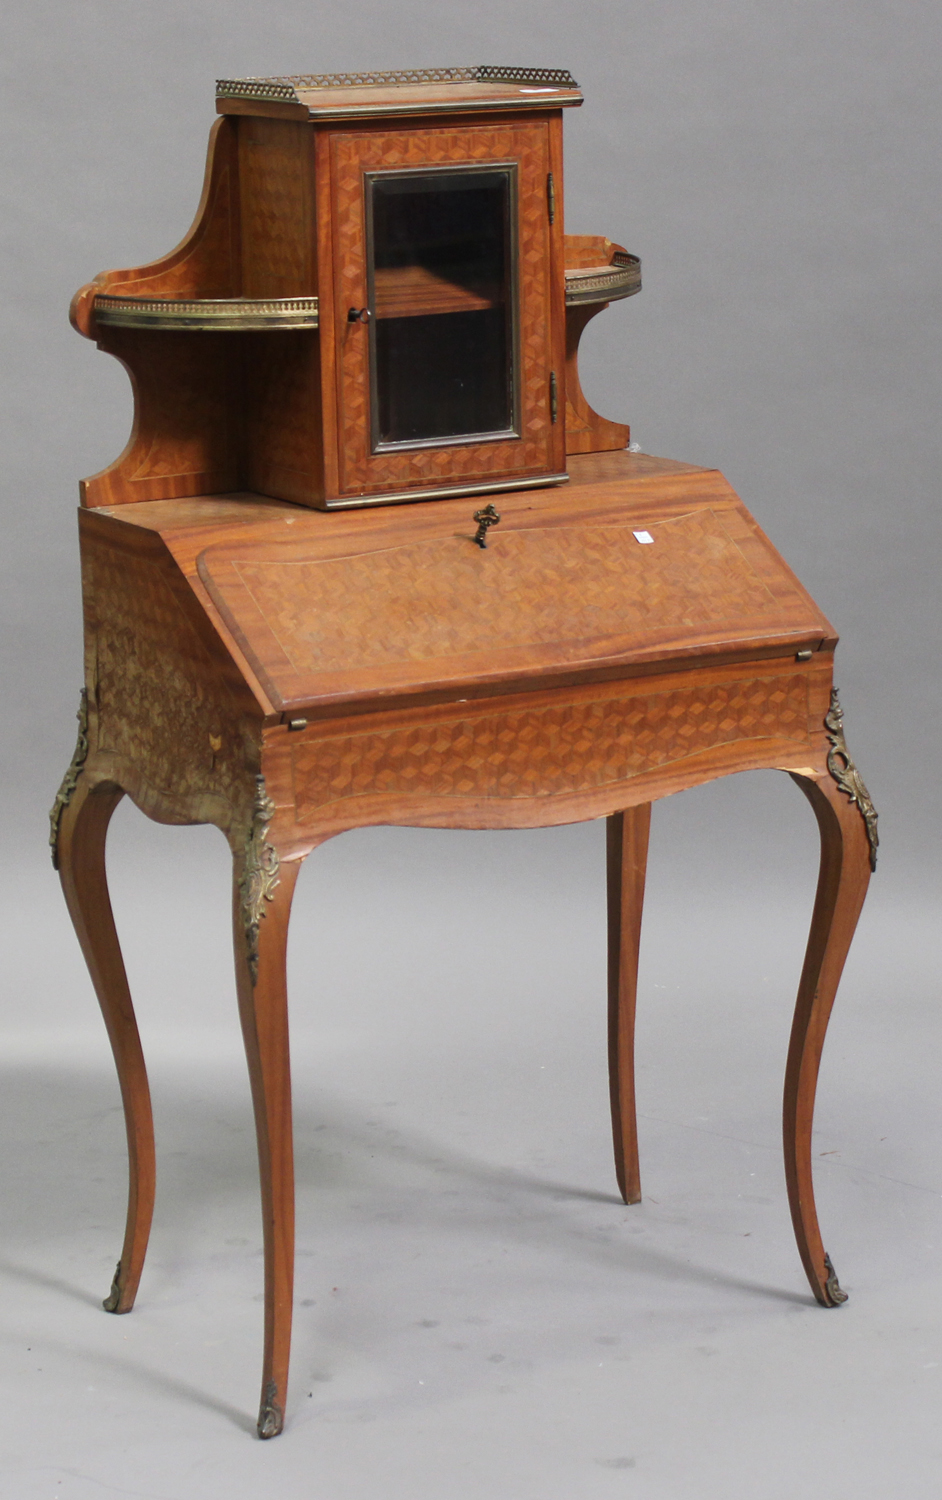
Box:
[214,65,583,121]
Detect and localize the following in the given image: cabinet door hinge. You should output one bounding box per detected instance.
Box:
[550,370,558,424]
[547,172,556,225]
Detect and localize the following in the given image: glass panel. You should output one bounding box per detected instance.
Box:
[367,168,515,449]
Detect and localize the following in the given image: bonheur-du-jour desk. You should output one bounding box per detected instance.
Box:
[51,67,877,1438]
[52,449,877,1436]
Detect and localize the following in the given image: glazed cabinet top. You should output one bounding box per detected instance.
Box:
[69,67,641,512]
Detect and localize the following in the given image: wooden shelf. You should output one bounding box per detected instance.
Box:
[373,265,500,319]
[93,295,319,331]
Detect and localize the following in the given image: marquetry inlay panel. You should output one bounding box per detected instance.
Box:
[197,503,824,709]
[239,119,314,296]
[236,512,771,667]
[291,673,811,821]
[82,533,258,820]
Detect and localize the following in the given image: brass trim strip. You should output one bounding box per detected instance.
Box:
[323,471,570,511]
[93,295,319,331]
[94,272,638,325]
[216,66,580,103]
[564,254,641,307]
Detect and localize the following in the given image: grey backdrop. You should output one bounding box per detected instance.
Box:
[2,3,941,1497]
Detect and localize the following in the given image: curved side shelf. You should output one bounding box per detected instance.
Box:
[93,266,636,327]
[564,253,641,308]
[563,239,639,455]
[93,295,319,331]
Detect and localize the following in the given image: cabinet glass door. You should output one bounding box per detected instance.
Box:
[327,120,562,503]
[367,167,517,449]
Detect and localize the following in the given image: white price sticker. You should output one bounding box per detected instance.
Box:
[632,530,655,545]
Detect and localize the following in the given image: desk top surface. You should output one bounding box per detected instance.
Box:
[89,453,835,717]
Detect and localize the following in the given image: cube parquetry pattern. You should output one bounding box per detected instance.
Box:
[292,673,810,820]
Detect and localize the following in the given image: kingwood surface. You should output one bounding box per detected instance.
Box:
[785,772,873,1305]
[196,498,828,711]
[56,779,155,1318]
[88,458,835,717]
[607,804,651,1206]
[232,856,301,1439]
[373,263,501,318]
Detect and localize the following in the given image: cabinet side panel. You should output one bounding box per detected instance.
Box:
[71,117,241,326]
[238,117,316,295]
[80,330,243,507]
[243,331,325,505]
[79,514,263,829]
[77,120,246,509]
[314,128,342,499]
[564,303,632,455]
[239,118,324,504]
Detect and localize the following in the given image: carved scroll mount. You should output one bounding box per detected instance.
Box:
[824,689,879,871]
[239,776,281,985]
[49,688,89,870]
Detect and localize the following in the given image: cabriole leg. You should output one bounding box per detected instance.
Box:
[606,804,652,1205]
[785,767,874,1305]
[233,801,301,1440]
[55,773,156,1314]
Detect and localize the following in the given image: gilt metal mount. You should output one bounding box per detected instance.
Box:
[258,1378,284,1439]
[49,688,89,870]
[823,1252,849,1306]
[824,689,879,871]
[239,776,281,985]
[102,1260,123,1313]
